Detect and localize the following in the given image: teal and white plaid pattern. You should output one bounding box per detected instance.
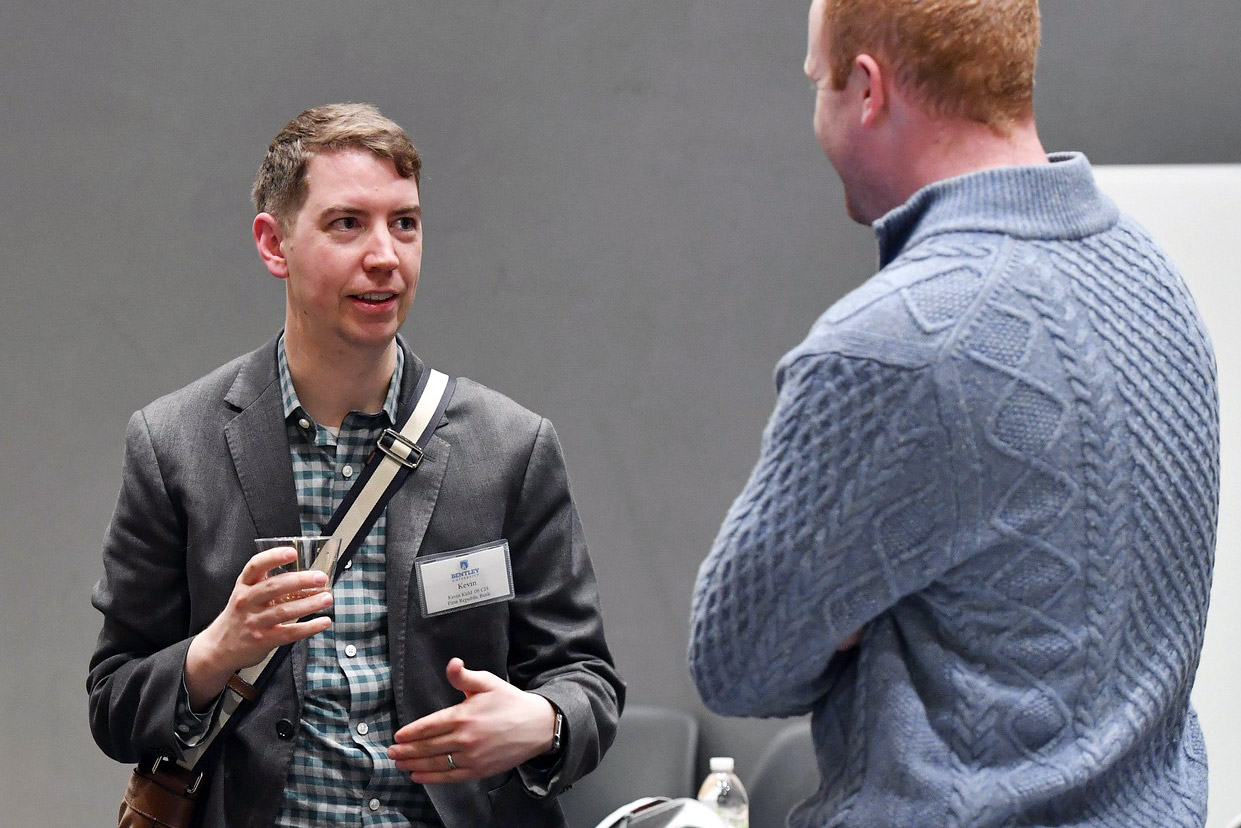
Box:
[274,338,443,828]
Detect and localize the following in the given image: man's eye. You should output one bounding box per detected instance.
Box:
[393,216,419,233]
[331,217,360,231]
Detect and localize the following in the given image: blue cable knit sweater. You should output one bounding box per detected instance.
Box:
[689,153,1217,828]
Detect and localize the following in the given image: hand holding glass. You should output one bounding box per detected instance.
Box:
[254,536,340,608]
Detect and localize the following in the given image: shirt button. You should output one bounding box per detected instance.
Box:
[344,644,358,657]
[342,465,354,479]
[368,799,381,812]
[345,560,353,570]
[298,418,311,430]
[357,722,370,736]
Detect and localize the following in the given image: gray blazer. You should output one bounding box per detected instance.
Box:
[89,337,624,828]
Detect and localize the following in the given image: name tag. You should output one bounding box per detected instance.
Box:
[415,540,515,617]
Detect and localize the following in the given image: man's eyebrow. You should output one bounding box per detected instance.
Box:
[319,204,422,218]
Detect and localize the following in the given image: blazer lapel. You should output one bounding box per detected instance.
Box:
[222,339,308,696]
[223,339,302,541]
[385,343,453,707]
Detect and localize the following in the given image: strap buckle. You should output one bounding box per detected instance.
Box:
[377,428,423,470]
[150,756,205,795]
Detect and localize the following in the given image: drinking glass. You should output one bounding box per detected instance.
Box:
[254,535,340,604]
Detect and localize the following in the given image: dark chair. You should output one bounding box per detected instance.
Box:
[746,721,818,828]
[558,705,700,828]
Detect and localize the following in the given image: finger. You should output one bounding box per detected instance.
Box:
[402,753,478,784]
[445,658,500,698]
[406,760,493,784]
[388,733,457,760]
[237,589,332,636]
[240,547,298,585]
[269,614,332,645]
[255,588,333,626]
[394,752,462,774]
[251,570,330,607]
[281,587,334,619]
[230,615,331,658]
[394,709,458,743]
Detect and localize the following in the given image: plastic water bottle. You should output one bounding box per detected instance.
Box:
[696,756,749,828]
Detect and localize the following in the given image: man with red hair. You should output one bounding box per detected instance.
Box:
[690,2,1216,826]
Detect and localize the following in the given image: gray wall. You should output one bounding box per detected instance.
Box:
[2,1,1237,825]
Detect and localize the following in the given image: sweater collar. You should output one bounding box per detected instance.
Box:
[873,152,1119,268]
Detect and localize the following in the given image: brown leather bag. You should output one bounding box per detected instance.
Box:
[117,758,204,828]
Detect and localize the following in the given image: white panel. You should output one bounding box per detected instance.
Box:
[1093,165,1241,828]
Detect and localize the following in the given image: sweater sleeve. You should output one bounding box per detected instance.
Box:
[689,348,958,717]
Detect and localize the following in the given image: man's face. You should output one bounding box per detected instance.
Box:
[275,148,422,355]
[805,0,869,223]
[806,0,841,159]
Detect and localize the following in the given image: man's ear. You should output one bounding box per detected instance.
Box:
[253,212,289,279]
[853,53,887,128]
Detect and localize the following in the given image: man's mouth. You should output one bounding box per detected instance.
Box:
[353,292,397,305]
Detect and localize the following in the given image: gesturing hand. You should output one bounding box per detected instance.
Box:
[388,658,556,783]
[184,546,332,709]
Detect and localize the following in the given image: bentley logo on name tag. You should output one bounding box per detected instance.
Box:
[415,540,515,617]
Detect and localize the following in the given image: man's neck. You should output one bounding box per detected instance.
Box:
[284,333,398,429]
[895,117,1048,208]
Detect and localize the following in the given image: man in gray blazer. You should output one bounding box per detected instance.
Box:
[89,102,623,828]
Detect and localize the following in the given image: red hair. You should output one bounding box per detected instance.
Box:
[822,0,1040,130]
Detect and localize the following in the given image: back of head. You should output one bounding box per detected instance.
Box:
[821,0,1040,131]
[252,102,422,227]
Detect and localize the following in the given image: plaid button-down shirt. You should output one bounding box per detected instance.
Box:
[272,338,442,828]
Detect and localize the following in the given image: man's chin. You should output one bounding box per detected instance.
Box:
[844,200,869,225]
[339,324,404,355]
[842,192,881,226]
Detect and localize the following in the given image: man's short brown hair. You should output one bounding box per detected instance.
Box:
[252,102,422,226]
[821,0,1040,130]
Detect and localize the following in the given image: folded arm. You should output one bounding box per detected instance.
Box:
[689,352,954,717]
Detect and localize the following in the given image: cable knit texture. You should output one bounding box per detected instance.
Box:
[689,153,1217,828]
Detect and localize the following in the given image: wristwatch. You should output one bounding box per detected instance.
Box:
[549,709,564,754]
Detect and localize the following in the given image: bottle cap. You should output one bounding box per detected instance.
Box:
[709,756,735,772]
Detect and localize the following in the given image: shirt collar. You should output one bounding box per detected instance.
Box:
[277,333,404,425]
[872,151,1120,268]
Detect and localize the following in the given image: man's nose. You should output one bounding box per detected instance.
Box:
[363,227,400,270]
